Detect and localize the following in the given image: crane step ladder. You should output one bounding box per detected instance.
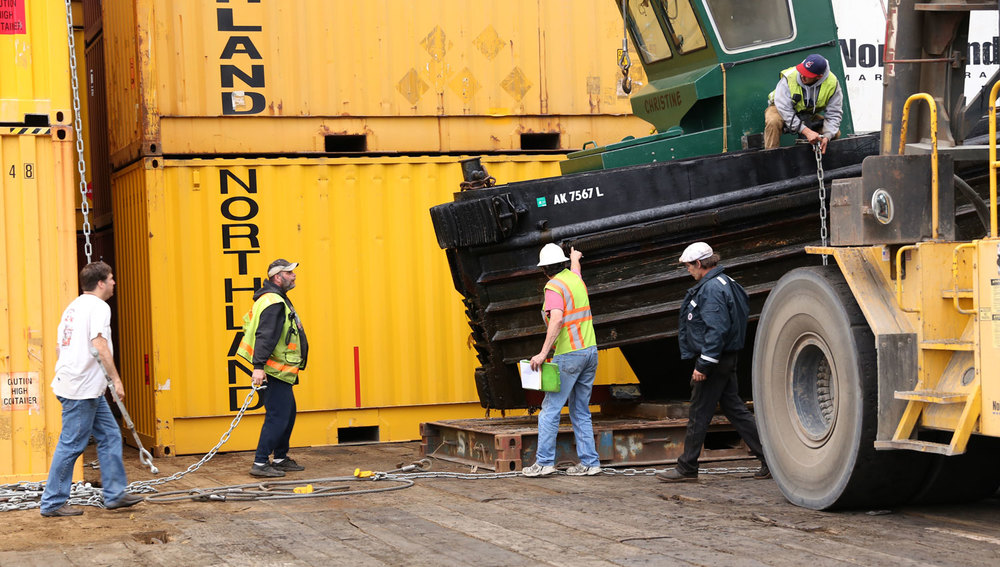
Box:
[872,89,1000,456]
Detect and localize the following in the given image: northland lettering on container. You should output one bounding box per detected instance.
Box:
[218,0,266,115]
[1,373,41,411]
[218,168,264,412]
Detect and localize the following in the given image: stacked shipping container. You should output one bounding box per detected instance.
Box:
[90,0,645,455]
[0,0,82,482]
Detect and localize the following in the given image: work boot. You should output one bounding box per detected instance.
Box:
[521,463,557,477]
[754,460,771,480]
[106,493,145,510]
[249,463,286,477]
[40,504,83,517]
[656,468,698,483]
[272,458,305,472]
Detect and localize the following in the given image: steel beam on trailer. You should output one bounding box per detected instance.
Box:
[420,414,749,472]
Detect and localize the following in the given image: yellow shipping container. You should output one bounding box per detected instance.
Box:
[0,127,81,483]
[112,155,637,455]
[100,0,649,165]
[0,0,72,126]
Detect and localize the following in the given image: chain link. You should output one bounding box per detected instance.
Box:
[383,464,759,480]
[814,143,828,266]
[1,455,761,511]
[0,386,262,511]
[65,0,92,263]
[127,386,262,493]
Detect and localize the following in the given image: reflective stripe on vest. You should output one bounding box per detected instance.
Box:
[768,66,838,113]
[544,270,597,355]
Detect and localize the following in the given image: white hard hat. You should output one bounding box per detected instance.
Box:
[537,243,570,266]
[679,242,713,263]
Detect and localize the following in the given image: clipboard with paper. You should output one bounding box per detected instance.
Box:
[518,360,561,392]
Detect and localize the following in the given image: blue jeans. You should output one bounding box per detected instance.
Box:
[535,346,599,467]
[40,396,128,512]
[254,378,297,463]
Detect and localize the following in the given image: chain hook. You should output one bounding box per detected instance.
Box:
[619,0,633,95]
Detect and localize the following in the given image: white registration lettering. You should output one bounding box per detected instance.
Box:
[552,186,607,206]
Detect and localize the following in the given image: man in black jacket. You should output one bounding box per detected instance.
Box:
[238,258,310,478]
[657,242,769,482]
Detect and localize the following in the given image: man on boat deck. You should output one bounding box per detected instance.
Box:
[657,242,770,483]
[522,244,601,478]
[764,54,843,154]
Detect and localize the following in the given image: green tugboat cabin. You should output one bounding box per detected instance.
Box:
[563,0,855,173]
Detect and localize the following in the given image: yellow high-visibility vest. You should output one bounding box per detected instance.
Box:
[236,293,303,384]
[768,66,838,113]
[544,269,597,355]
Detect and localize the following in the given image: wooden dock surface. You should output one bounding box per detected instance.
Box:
[2,442,999,565]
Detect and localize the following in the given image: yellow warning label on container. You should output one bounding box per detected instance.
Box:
[1,372,41,411]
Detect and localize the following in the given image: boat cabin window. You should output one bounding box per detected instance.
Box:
[704,0,794,51]
[628,0,673,63]
[660,0,706,54]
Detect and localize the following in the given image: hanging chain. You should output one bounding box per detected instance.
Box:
[127,386,263,493]
[814,143,829,266]
[618,0,632,95]
[65,0,92,263]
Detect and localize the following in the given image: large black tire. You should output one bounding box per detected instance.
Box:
[753,267,930,510]
[910,433,1000,505]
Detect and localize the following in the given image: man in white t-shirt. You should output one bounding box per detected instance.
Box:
[39,262,144,517]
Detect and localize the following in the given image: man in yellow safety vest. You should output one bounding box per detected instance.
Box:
[764,53,843,154]
[522,244,601,478]
[237,258,309,478]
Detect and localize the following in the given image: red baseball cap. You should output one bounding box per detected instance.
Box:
[796,54,828,79]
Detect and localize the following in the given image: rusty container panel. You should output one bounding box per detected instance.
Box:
[85,33,112,228]
[101,0,145,166]
[0,0,72,126]
[70,13,98,232]
[100,0,648,165]
[0,129,81,482]
[82,0,101,44]
[112,155,636,455]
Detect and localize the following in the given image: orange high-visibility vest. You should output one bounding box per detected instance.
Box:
[544,269,597,355]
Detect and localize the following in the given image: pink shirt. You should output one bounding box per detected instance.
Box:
[543,268,581,312]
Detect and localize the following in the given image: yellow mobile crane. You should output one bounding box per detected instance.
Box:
[753,0,1000,510]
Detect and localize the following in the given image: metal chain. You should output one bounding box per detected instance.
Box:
[1,459,761,511]
[815,143,829,266]
[127,386,263,493]
[382,464,759,480]
[64,0,92,263]
[1,481,104,513]
[0,386,262,511]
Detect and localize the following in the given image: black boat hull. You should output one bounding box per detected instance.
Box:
[431,136,882,409]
